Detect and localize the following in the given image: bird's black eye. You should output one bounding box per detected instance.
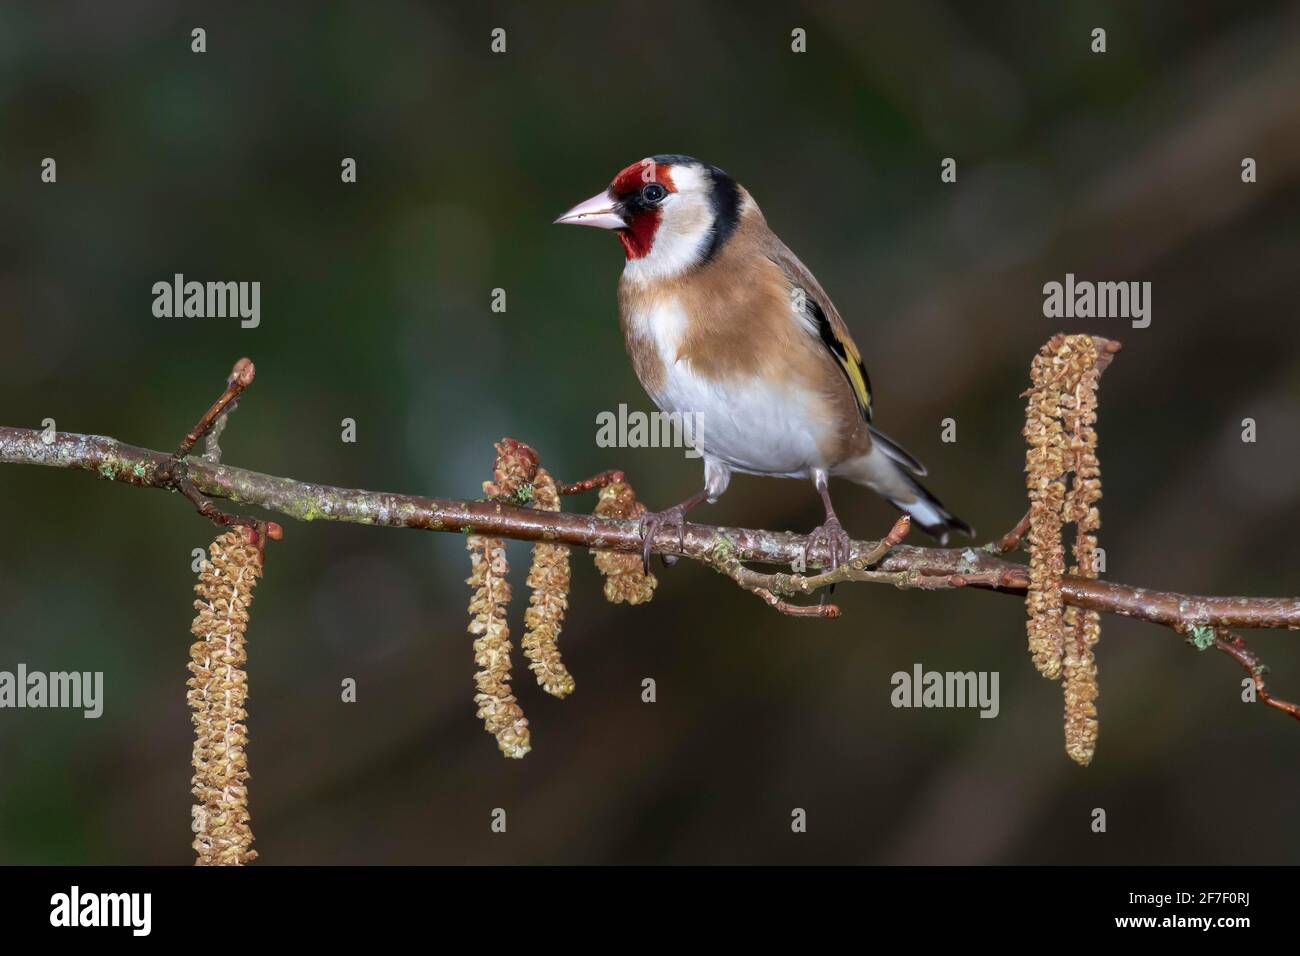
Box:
[640,182,667,204]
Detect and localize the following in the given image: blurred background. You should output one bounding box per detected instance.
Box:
[1,0,1298,864]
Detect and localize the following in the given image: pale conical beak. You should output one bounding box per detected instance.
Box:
[553,190,625,230]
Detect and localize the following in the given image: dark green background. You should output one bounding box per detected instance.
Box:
[1,0,1297,864]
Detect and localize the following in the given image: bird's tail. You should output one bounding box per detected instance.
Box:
[889,473,974,545]
[843,432,974,545]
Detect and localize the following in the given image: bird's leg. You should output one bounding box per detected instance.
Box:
[805,470,853,573]
[638,489,709,573]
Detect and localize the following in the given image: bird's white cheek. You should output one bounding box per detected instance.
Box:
[622,201,712,285]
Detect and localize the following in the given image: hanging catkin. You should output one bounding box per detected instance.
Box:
[521,467,575,698]
[465,439,539,759]
[188,529,262,865]
[1022,334,1105,766]
[1061,351,1103,766]
[467,533,530,758]
[592,480,657,605]
[1023,342,1071,679]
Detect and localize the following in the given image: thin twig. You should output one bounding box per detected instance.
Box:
[1213,629,1300,721]
[175,357,255,459]
[991,509,1032,554]
[153,358,281,546]
[202,357,250,464]
[557,470,625,496]
[799,515,913,589]
[748,584,842,618]
[705,516,913,616]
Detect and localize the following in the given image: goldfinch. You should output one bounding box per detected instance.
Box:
[555,154,972,570]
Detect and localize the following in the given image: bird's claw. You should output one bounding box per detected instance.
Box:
[639,506,689,573]
[805,515,852,573]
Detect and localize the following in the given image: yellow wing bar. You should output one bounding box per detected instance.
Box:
[809,297,873,422]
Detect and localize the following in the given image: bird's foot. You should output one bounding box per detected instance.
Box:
[638,504,691,573]
[805,514,853,573]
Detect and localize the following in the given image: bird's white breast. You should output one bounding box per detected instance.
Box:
[625,295,829,478]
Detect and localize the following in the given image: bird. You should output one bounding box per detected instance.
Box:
[554,154,972,572]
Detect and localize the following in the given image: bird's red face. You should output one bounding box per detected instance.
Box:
[554,157,681,260]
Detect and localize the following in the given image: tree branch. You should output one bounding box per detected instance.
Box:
[3,423,1300,635]
[3,337,1300,734]
[7,346,1293,757]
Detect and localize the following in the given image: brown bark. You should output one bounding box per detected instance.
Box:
[3,424,1299,633]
